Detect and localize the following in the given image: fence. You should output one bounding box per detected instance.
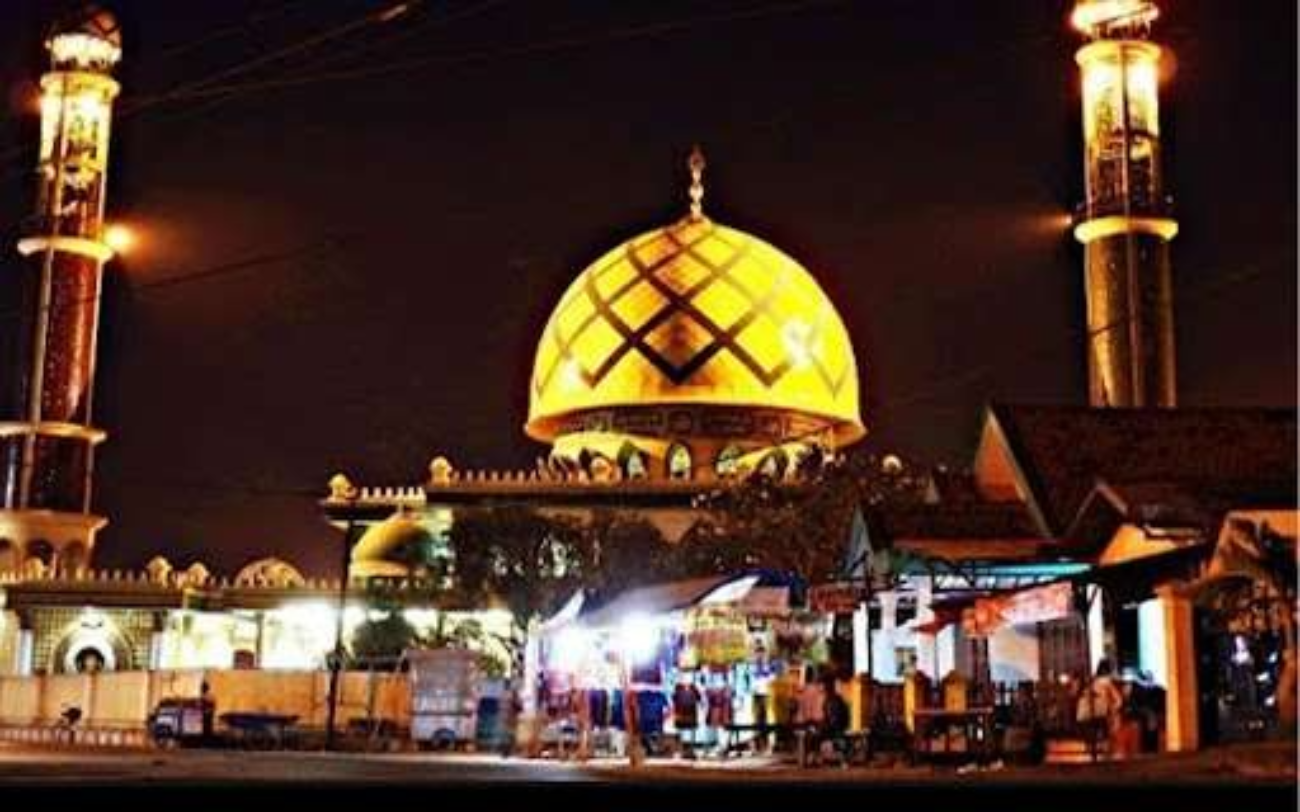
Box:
[0,669,410,743]
[865,679,1084,741]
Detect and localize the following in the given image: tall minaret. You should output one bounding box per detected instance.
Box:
[0,7,122,573]
[1071,0,1178,408]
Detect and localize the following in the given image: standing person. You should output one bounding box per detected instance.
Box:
[704,673,733,756]
[672,675,702,759]
[751,668,772,754]
[498,681,522,758]
[1076,659,1124,761]
[1133,671,1166,753]
[796,667,826,766]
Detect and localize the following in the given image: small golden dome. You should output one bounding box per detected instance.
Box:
[526,217,864,445]
[350,513,433,580]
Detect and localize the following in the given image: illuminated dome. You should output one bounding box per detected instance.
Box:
[234,557,306,588]
[526,215,864,447]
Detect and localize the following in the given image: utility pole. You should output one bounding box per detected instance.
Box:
[325,516,359,750]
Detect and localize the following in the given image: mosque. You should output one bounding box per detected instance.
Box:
[0,1,1294,754]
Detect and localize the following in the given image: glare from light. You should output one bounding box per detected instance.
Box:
[552,626,593,672]
[104,223,136,254]
[618,614,661,665]
[781,319,814,369]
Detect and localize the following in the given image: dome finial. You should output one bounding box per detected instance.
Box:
[687,144,706,221]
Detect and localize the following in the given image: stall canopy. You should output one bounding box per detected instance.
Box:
[574,570,801,631]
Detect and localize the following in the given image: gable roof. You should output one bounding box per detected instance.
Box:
[986,404,1298,536]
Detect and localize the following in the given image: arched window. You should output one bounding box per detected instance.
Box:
[715,445,744,478]
[60,541,89,574]
[618,442,648,480]
[27,539,54,567]
[666,444,692,481]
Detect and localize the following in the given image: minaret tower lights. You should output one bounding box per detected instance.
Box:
[1072,0,1179,408]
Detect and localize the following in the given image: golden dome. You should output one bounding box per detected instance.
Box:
[526,216,864,445]
[350,513,433,580]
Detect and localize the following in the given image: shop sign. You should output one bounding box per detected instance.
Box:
[1001,581,1073,625]
[964,581,1073,636]
[810,582,866,614]
[684,609,749,666]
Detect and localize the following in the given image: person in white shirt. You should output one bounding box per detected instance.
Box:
[1076,659,1124,760]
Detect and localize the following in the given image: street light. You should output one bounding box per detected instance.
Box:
[104,222,136,254]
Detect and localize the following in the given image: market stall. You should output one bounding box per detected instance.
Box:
[527,571,828,759]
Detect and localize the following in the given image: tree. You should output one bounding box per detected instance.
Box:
[675,448,929,585]
[580,510,672,596]
[448,505,590,626]
[348,579,421,668]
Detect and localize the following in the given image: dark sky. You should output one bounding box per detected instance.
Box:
[0,1,1294,576]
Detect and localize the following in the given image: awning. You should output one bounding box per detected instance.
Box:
[576,574,742,630]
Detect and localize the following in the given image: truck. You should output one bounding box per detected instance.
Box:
[406,648,481,750]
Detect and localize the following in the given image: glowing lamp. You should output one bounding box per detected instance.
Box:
[104,223,136,254]
[552,626,593,672]
[618,614,661,665]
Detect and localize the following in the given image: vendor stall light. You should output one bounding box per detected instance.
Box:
[619,614,661,664]
[553,626,593,672]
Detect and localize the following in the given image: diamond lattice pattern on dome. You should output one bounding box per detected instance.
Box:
[528,218,861,438]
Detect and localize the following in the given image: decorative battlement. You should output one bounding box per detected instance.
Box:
[322,464,724,510]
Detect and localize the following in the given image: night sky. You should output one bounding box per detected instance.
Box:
[0,1,1294,576]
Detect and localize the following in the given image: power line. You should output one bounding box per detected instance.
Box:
[142,0,856,104]
[119,1,424,118]
[0,1,426,179]
[137,0,507,128]
[0,234,356,331]
[74,251,1290,502]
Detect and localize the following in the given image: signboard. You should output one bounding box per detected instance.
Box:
[683,609,749,666]
[810,582,866,614]
[964,581,1074,637]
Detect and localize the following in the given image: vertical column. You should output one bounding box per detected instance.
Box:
[877,591,899,680]
[1086,584,1108,674]
[1155,585,1199,752]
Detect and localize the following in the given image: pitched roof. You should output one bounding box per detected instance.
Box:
[988,404,1297,535]
[874,502,1043,541]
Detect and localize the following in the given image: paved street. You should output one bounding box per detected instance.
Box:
[0,741,1293,787]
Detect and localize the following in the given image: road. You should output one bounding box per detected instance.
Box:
[0,741,1294,787]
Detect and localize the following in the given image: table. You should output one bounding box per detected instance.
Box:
[909,707,996,764]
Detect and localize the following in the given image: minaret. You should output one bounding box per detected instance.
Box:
[1071,0,1178,408]
[0,7,122,573]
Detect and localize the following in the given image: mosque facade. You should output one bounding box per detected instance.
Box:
[0,2,1294,757]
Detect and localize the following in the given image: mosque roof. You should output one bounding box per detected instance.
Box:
[526,150,863,446]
